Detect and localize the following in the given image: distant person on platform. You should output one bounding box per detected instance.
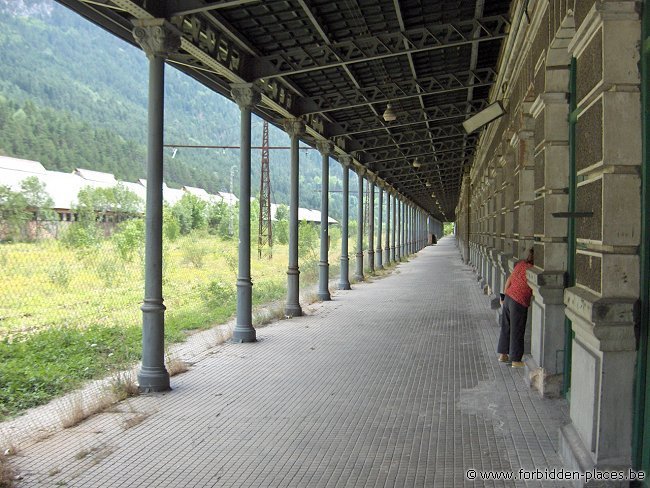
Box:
[497,248,534,368]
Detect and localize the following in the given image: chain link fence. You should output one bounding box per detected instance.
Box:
[0,205,346,453]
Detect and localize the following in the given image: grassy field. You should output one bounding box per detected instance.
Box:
[0,232,346,420]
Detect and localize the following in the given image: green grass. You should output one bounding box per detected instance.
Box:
[0,232,348,420]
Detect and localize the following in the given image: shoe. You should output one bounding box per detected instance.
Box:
[511,361,525,368]
[498,354,510,363]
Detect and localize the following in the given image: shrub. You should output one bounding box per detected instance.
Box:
[182,240,210,268]
[60,221,101,250]
[163,205,180,242]
[298,220,318,259]
[202,280,235,305]
[221,248,238,277]
[113,218,144,262]
[47,263,70,289]
[96,258,121,287]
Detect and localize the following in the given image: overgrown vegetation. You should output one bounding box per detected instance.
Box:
[0,212,345,420]
[0,450,15,488]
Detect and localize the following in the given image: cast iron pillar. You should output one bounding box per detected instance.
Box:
[403,201,407,255]
[133,19,180,392]
[396,198,401,261]
[354,168,365,281]
[231,83,261,342]
[408,205,414,255]
[367,178,375,273]
[376,186,384,269]
[385,190,391,264]
[317,141,332,301]
[338,156,352,290]
[391,192,397,263]
[284,118,305,317]
[404,203,411,256]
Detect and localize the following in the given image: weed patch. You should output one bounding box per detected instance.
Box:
[0,235,342,420]
[0,451,15,488]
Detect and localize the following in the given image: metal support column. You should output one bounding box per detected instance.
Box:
[396,198,401,261]
[284,118,305,317]
[400,200,406,259]
[317,141,332,301]
[133,20,180,392]
[406,205,410,255]
[338,156,352,290]
[354,169,365,281]
[391,193,396,263]
[409,205,412,254]
[368,179,375,272]
[376,186,384,269]
[385,191,391,265]
[231,83,261,342]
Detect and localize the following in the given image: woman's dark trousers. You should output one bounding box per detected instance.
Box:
[497,295,528,362]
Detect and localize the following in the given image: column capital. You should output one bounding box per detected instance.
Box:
[283,118,306,138]
[367,173,376,184]
[339,154,352,167]
[316,140,335,156]
[132,19,181,59]
[231,83,262,109]
[356,166,367,176]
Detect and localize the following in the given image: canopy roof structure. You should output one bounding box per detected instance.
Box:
[55,0,512,221]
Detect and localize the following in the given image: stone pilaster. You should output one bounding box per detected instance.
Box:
[526,7,574,398]
[560,1,641,478]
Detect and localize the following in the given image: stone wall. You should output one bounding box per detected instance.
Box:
[455,0,642,482]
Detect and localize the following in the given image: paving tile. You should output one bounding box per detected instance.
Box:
[11,237,570,487]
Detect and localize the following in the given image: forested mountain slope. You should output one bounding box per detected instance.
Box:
[0,0,345,216]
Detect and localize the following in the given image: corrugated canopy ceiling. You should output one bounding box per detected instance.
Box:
[55,0,512,220]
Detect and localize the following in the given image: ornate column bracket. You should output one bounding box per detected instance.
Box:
[283,117,306,138]
[316,140,334,156]
[132,19,181,59]
[231,83,262,109]
[339,154,352,167]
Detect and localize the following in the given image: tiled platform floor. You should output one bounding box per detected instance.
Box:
[11,237,569,487]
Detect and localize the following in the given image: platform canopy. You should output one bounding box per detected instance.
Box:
[55,0,512,221]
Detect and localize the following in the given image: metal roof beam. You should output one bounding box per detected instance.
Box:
[294,0,383,121]
[294,68,496,115]
[382,157,472,176]
[366,139,477,162]
[328,100,487,136]
[253,15,509,79]
[168,1,261,17]
[355,125,466,150]
[392,175,465,191]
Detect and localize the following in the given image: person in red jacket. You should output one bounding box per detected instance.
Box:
[497,248,534,368]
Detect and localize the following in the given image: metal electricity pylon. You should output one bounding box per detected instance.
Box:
[258,120,272,259]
